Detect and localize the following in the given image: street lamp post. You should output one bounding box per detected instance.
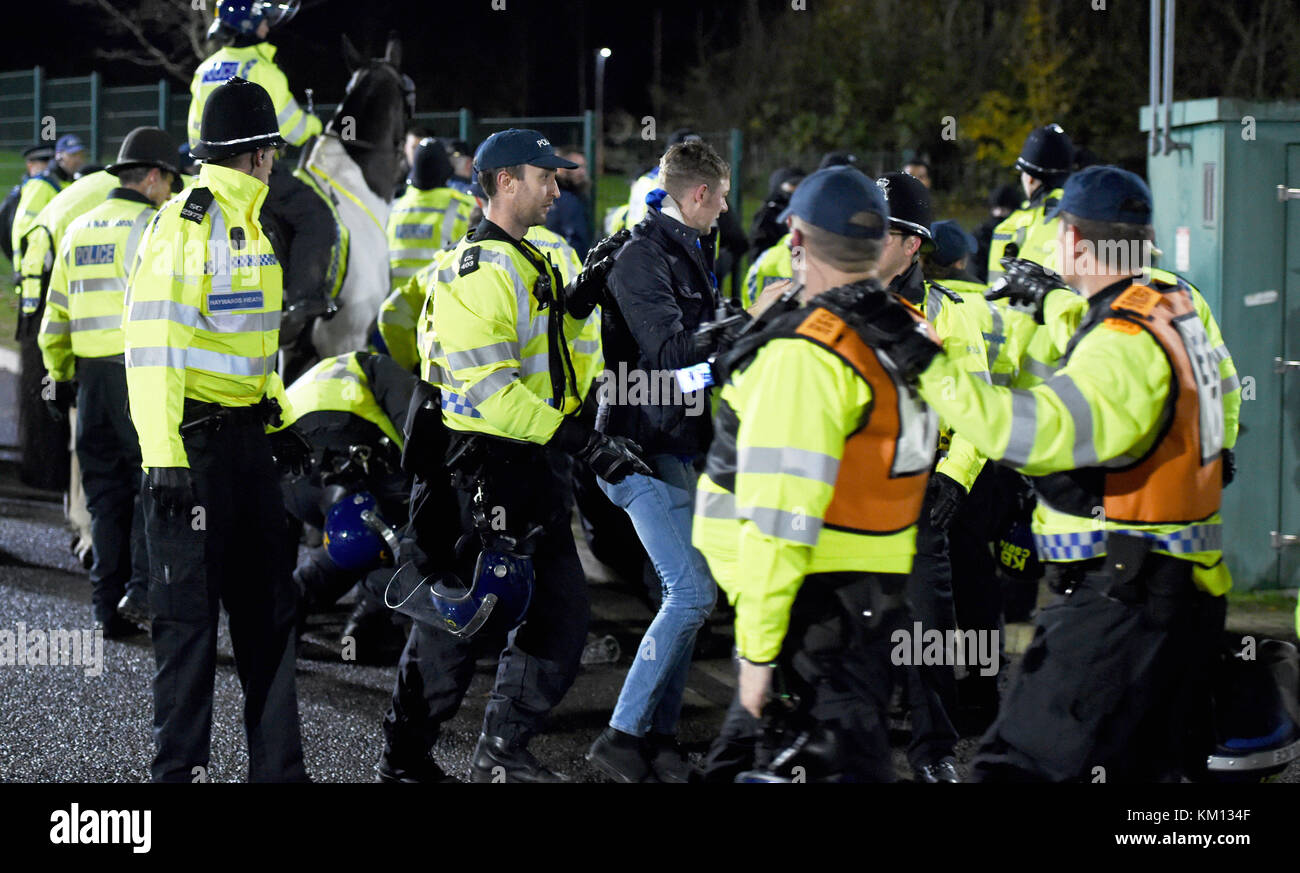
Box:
[595,47,611,177]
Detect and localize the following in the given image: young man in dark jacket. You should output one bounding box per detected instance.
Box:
[585,140,733,782]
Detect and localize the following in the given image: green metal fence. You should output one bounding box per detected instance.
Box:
[0,65,745,278]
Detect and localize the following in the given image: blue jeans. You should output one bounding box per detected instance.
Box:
[598,453,717,737]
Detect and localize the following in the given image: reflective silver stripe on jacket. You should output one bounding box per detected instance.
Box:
[69,277,126,294]
[447,341,520,371]
[1003,389,1037,467]
[127,298,279,334]
[1044,373,1096,467]
[69,315,122,333]
[738,446,839,486]
[1021,356,1060,381]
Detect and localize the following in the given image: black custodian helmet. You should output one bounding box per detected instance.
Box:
[876,171,934,252]
[190,77,286,161]
[1016,123,1074,183]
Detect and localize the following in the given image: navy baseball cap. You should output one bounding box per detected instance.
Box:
[55,134,86,154]
[778,166,888,239]
[1047,165,1153,225]
[473,129,578,174]
[930,220,977,267]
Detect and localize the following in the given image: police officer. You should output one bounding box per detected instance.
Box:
[905,166,1231,781]
[125,77,312,782]
[11,135,88,263]
[188,1,318,150]
[191,1,338,348]
[876,170,988,782]
[377,129,645,783]
[277,351,416,661]
[387,139,474,292]
[923,220,1039,727]
[986,123,1074,282]
[743,230,792,309]
[14,162,119,554]
[692,166,940,782]
[0,144,54,263]
[38,127,182,638]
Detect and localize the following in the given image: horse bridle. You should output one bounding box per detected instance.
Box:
[321,61,414,152]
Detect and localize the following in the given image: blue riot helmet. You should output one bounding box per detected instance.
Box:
[1203,639,1300,782]
[208,0,301,40]
[384,544,534,639]
[323,491,400,572]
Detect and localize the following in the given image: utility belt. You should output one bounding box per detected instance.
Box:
[180,395,283,436]
[1043,533,1201,626]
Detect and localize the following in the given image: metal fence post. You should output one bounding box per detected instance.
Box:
[89,71,101,160]
[157,78,170,129]
[458,108,471,143]
[583,109,596,241]
[33,66,43,143]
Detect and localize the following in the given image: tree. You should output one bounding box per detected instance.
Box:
[70,0,210,83]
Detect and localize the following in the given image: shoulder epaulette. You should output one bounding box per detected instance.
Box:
[928,281,963,303]
[178,187,214,224]
[457,245,481,276]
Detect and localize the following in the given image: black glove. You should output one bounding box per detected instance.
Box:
[985,257,1070,324]
[864,299,943,386]
[280,294,339,347]
[927,472,966,532]
[694,299,754,360]
[565,229,631,319]
[43,378,76,423]
[269,426,314,477]
[549,417,653,484]
[146,467,196,522]
[1221,448,1235,487]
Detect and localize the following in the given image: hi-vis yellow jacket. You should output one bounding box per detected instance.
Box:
[124,163,290,469]
[1018,269,1241,448]
[39,188,156,380]
[917,276,1231,595]
[188,43,321,149]
[386,186,474,290]
[11,165,76,265]
[743,233,793,309]
[17,171,117,316]
[693,289,938,661]
[986,185,1064,281]
[417,220,602,442]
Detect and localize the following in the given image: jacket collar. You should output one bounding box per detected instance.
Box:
[1086,275,1143,314]
[198,162,269,217]
[108,187,153,206]
[224,41,276,59]
[471,217,519,245]
[470,218,556,275]
[887,259,926,305]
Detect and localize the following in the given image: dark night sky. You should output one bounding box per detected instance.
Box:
[14,0,748,119]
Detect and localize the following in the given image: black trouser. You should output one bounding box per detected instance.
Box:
[381,440,590,758]
[699,573,910,783]
[902,500,959,767]
[972,544,1226,782]
[75,358,147,621]
[144,406,306,782]
[263,163,335,308]
[948,464,1023,710]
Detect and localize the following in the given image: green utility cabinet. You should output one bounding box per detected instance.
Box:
[1141,99,1300,590]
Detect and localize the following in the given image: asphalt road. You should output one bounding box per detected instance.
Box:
[0,364,1294,784]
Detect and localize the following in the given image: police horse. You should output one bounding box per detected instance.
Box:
[280,35,409,378]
